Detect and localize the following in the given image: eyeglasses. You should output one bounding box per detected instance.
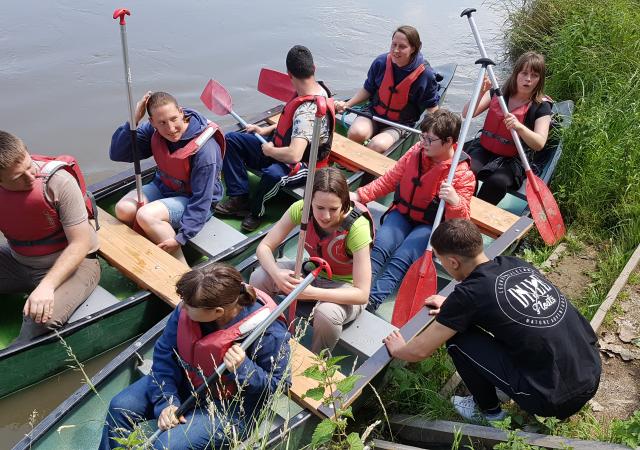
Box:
[420,135,441,145]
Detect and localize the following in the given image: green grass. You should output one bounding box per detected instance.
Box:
[381,348,457,421]
[377,0,640,445]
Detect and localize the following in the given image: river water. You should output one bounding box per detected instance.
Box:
[0,0,506,446]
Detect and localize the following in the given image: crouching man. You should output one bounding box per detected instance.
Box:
[384,219,601,422]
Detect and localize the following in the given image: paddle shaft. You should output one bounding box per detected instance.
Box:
[113,10,143,206]
[424,60,490,254]
[393,59,494,327]
[229,110,268,144]
[145,264,327,447]
[343,107,421,135]
[290,97,327,324]
[462,12,537,183]
[293,100,325,277]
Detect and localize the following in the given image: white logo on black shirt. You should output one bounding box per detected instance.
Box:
[495,266,567,328]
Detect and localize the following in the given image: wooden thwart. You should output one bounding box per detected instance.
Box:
[288,338,361,418]
[265,113,525,238]
[96,207,187,307]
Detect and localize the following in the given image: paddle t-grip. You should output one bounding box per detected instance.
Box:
[314,96,327,117]
[476,57,495,67]
[112,8,130,25]
[460,8,476,18]
[304,257,332,279]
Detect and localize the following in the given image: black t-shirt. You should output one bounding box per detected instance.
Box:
[498,94,552,130]
[437,256,600,403]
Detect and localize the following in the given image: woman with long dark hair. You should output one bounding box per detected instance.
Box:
[251,167,373,353]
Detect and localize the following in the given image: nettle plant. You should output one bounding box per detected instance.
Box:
[302,349,379,450]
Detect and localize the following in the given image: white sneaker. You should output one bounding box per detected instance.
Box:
[496,387,511,403]
[451,395,507,424]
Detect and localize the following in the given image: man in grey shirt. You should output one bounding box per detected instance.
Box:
[0,130,100,345]
[215,45,335,232]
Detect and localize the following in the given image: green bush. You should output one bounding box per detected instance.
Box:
[503,0,640,235]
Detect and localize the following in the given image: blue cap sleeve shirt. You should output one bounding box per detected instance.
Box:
[436,256,600,406]
[109,108,224,244]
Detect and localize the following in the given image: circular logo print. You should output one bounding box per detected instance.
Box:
[495,266,567,328]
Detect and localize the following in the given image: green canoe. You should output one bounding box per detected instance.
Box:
[0,64,457,401]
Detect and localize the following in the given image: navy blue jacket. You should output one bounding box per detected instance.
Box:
[364,52,440,117]
[148,303,291,418]
[109,109,223,244]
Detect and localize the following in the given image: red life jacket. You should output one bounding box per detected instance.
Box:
[480,95,553,157]
[272,94,335,174]
[304,201,375,277]
[392,148,471,224]
[176,289,284,397]
[372,53,426,123]
[151,122,225,194]
[0,155,97,257]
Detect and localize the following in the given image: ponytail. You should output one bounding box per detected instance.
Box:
[176,263,257,309]
[237,282,257,307]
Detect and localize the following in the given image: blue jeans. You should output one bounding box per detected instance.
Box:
[143,179,213,229]
[99,376,248,450]
[369,210,432,308]
[222,132,307,216]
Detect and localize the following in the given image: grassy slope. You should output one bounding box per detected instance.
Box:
[377,0,640,443]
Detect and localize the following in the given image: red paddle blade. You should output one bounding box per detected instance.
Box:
[392,250,438,327]
[200,79,233,116]
[525,171,566,246]
[258,68,296,102]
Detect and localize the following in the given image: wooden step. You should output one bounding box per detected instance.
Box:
[389,414,629,450]
[96,207,187,307]
[289,338,362,419]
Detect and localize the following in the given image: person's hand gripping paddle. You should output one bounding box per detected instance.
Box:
[200,79,268,144]
[391,58,494,328]
[112,9,144,226]
[143,258,331,448]
[461,8,566,245]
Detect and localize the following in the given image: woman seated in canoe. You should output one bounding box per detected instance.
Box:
[462,51,553,205]
[352,109,475,312]
[99,264,290,450]
[109,91,225,263]
[334,25,440,153]
[251,167,373,353]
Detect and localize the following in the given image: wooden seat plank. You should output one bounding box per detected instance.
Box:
[265,113,524,238]
[288,338,362,418]
[96,207,187,307]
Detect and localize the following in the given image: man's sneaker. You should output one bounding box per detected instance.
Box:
[241,213,262,232]
[365,302,379,313]
[496,387,510,403]
[451,395,507,424]
[215,196,250,217]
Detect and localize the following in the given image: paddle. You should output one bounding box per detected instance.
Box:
[343,107,421,135]
[290,96,329,324]
[112,9,144,211]
[461,8,566,245]
[257,68,296,102]
[144,257,332,447]
[391,58,494,328]
[200,79,268,144]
